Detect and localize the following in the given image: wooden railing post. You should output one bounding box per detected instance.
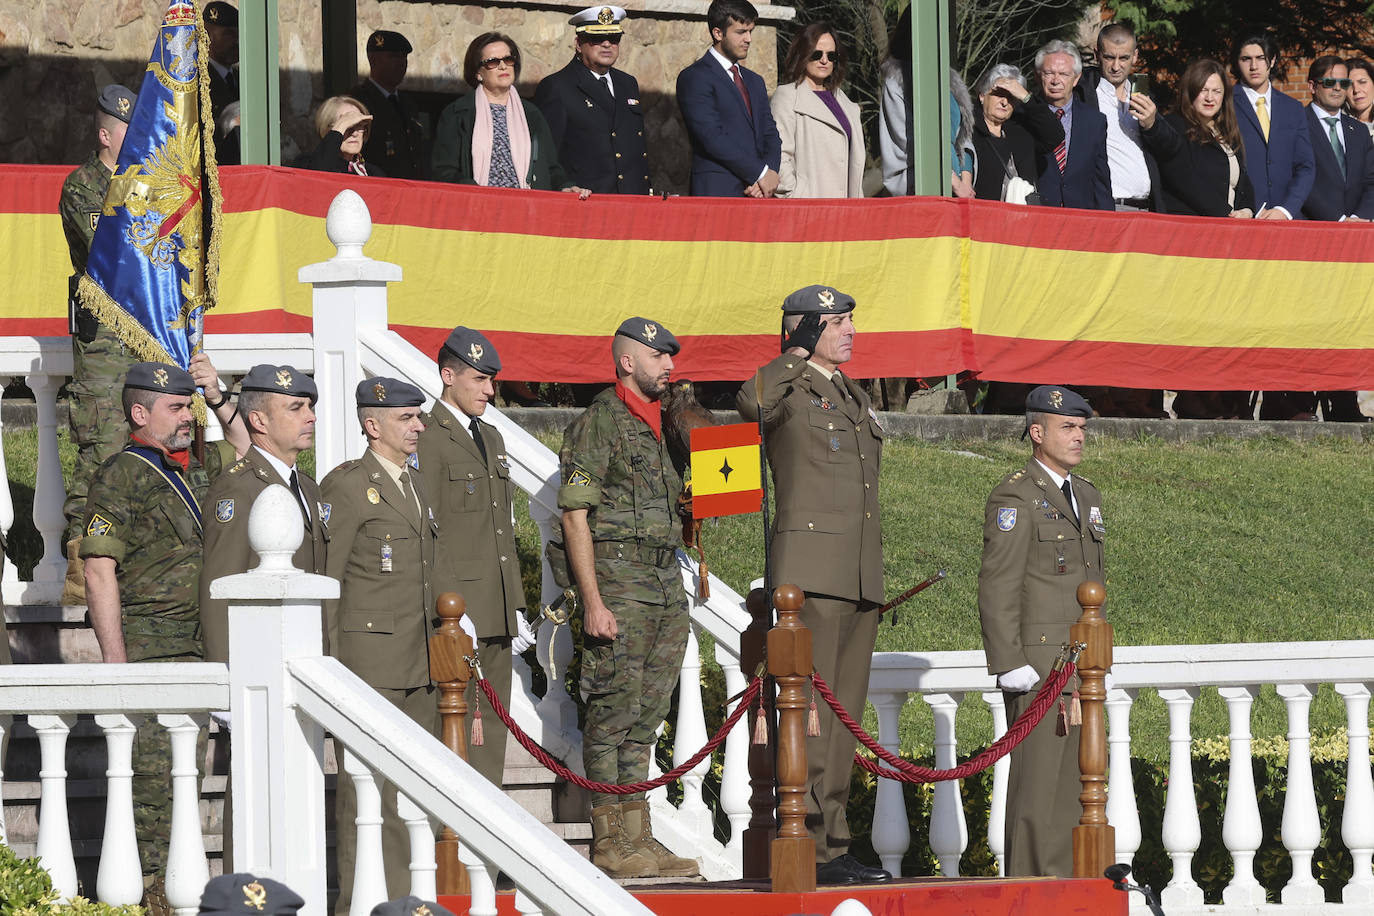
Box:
[768,584,815,893]
[1072,580,1114,878]
[741,586,775,879]
[430,592,475,894]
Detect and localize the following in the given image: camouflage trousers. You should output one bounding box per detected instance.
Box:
[581,593,690,808]
[65,325,135,540]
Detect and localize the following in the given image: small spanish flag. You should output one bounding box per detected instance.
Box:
[690,423,763,518]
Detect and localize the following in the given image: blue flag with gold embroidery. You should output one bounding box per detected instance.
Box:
[78,0,222,398]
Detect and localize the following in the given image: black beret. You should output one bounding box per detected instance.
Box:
[204,1,239,27]
[441,326,501,376]
[367,30,413,54]
[357,376,425,407]
[615,316,680,355]
[781,284,856,315]
[124,362,195,396]
[197,873,303,916]
[369,898,457,916]
[241,365,318,404]
[1024,385,1092,438]
[98,84,137,123]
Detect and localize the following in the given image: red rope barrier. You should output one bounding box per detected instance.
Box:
[812,662,1077,784]
[476,675,763,795]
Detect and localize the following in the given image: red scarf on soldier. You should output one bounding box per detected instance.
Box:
[615,380,663,440]
[131,432,190,473]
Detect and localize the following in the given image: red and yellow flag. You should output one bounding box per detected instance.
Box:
[689,424,762,518]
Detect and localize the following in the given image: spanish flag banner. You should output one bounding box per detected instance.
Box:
[690,424,763,518]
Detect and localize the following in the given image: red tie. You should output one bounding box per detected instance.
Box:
[731,65,753,117]
[1054,108,1067,173]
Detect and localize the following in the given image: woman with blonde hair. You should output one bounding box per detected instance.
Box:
[296,95,379,174]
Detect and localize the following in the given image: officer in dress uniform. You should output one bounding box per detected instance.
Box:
[977,385,1106,878]
[736,285,890,886]
[323,377,440,915]
[533,6,651,194]
[204,2,240,129]
[350,30,428,180]
[416,327,534,788]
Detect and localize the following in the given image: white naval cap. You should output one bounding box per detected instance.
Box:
[570,5,627,34]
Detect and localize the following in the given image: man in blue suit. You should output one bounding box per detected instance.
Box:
[1232,33,1315,220]
[1032,40,1113,211]
[675,0,781,197]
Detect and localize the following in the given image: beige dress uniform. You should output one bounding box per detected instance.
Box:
[737,352,883,864]
[978,459,1106,877]
[321,448,439,913]
[416,401,525,786]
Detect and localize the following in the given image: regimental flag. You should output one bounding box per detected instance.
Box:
[78,0,222,419]
[689,423,763,518]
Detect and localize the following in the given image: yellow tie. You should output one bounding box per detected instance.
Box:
[1255,96,1270,141]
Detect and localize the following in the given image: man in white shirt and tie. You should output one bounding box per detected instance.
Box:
[1231,32,1315,221]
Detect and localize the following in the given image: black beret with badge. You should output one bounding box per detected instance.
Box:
[124,361,196,396]
[571,5,627,34]
[241,364,318,405]
[781,284,856,315]
[356,376,425,407]
[1023,385,1092,438]
[98,84,138,124]
[367,30,413,54]
[203,1,239,28]
[369,897,458,916]
[197,873,303,916]
[615,316,680,355]
[440,326,501,376]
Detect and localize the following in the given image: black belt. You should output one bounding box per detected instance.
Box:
[1114,196,1150,208]
[593,540,678,569]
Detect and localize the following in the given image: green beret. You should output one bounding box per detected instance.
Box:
[367,30,413,54]
[123,362,195,396]
[204,1,238,27]
[357,376,425,407]
[615,316,679,355]
[241,365,318,404]
[781,284,856,315]
[441,326,501,376]
[197,873,303,916]
[369,898,457,916]
[1026,385,1092,418]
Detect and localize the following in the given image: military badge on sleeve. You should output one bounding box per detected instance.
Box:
[567,467,592,487]
[319,502,331,526]
[215,499,235,522]
[996,507,1017,531]
[86,514,114,537]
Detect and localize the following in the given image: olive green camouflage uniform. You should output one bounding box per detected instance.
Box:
[558,388,688,807]
[60,152,136,540]
[80,442,224,875]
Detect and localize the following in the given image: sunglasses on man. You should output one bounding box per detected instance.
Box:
[1318,77,1353,89]
[580,33,623,45]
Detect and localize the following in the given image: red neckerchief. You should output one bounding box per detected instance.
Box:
[131,432,190,473]
[615,380,663,440]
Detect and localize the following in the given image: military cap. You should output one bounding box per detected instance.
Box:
[357,376,425,407]
[241,364,318,405]
[1024,385,1092,438]
[369,897,458,916]
[203,1,238,27]
[571,5,627,34]
[98,84,137,124]
[440,326,501,376]
[367,30,413,54]
[615,317,680,355]
[782,284,856,315]
[123,362,195,396]
[197,873,303,916]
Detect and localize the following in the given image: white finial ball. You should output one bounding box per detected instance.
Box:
[248,485,306,572]
[830,901,876,916]
[325,189,372,259]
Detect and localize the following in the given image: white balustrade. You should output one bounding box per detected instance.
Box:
[94,713,141,905]
[0,714,9,845]
[0,375,15,588]
[1279,683,1324,906]
[30,713,79,899]
[1159,687,1203,908]
[458,840,498,916]
[1338,683,1374,905]
[673,623,712,837]
[343,755,386,911]
[1218,685,1264,906]
[716,641,750,863]
[161,713,210,916]
[924,692,966,876]
[26,372,66,593]
[983,690,1009,877]
[870,688,909,876]
[1104,687,1140,871]
[396,793,436,901]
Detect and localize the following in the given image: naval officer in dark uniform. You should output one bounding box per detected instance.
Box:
[977,385,1106,878]
[534,5,651,194]
[350,30,428,180]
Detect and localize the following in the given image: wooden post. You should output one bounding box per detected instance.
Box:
[1072,580,1115,878]
[768,584,815,893]
[741,586,776,879]
[429,592,475,894]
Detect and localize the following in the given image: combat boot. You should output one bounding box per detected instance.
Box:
[589,803,659,878]
[621,798,700,877]
[141,875,171,916]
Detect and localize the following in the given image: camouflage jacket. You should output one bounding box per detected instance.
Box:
[59,152,111,278]
[558,387,684,604]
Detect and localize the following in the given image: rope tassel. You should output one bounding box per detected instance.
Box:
[471,703,485,747]
[807,679,820,737]
[753,696,768,746]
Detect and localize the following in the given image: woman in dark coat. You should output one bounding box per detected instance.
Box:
[970,63,1064,201]
[296,96,383,175]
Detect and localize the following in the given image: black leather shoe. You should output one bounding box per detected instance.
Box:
[816,853,893,885]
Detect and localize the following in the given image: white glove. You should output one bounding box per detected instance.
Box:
[511,612,536,655]
[997,664,1040,693]
[459,613,477,645]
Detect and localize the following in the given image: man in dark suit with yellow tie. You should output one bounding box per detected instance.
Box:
[736,285,889,886]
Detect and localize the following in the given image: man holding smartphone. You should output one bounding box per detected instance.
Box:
[1074,21,1160,213]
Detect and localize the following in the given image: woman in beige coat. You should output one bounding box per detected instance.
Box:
[771,23,865,198]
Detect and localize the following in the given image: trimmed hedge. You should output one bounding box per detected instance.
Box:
[0,843,144,916]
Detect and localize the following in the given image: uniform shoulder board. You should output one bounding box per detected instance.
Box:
[1004,468,1026,484]
[226,458,250,475]
[1073,472,1093,486]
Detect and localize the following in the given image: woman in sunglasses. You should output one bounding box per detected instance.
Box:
[432,31,590,197]
[296,96,380,175]
[769,22,864,197]
[1344,58,1374,137]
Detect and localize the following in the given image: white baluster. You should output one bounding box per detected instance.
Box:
[529,505,577,738]
[715,642,749,862]
[870,689,909,877]
[0,376,17,589]
[981,691,1009,877]
[923,692,966,877]
[343,749,388,916]
[512,887,542,916]
[94,714,141,905]
[1337,683,1374,904]
[647,722,667,807]
[396,793,436,900]
[1218,685,1264,905]
[1105,687,1140,869]
[160,713,210,916]
[0,714,10,845]
[1278,683,1324,905]
[25,373,66,589]
[1158,687,1202,907]
[673,623,711,834]
[457,841,497,916]
[29,714,78,899]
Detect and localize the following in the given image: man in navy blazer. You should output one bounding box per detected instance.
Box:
[1232,33,1315,219]
[675,0,781,197]
[1303,56,1374,221]
[1032,40,1113,210]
